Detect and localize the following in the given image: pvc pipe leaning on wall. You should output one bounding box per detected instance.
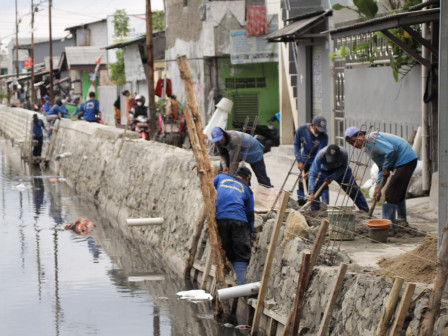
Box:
[126,217,164,226]
[217,282,261,301]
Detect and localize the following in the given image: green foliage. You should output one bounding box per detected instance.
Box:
[332,0,421,82]
[333,0,378,20]
[108,50,126,86]
[152,10,165,32]
[113,9,130,40]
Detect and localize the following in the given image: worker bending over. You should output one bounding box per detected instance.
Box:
[308,144,369,212]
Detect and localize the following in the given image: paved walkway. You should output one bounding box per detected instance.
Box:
[258,146,439,271]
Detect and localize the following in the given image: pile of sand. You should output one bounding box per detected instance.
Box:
[375,235,438,283]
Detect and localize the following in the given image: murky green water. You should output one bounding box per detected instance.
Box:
[0,140,240,336]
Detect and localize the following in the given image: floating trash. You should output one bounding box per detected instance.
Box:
[49,178,58,182]
[176,289,213,301]
[15,183,26,191]
[235,325,251,330]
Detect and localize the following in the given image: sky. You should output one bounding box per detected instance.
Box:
[0,0,165,49]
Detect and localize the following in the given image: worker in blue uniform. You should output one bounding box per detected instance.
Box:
[293,115,329,208]
[345,127,418,225]
[211,127,272,187]
[83,91,100,122]
[214,166,254,285]
[308,144,369,212]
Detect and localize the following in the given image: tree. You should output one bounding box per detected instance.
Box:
[152,10,165,32]
[113,9,130,41]
[109,9,129,86]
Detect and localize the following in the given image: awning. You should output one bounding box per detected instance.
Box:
[329,7,440,39]
[265,10,332,43]
[328,6,440,69]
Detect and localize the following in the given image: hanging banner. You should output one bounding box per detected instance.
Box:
[230,29,278,65]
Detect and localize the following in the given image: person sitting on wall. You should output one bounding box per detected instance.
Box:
[83,91,100,123]
[46,99,68,124]
[71,96,85,119]
[308,144,369,212]
[214,166,254,285]
[210,127,272,187]
[42,95,51,114]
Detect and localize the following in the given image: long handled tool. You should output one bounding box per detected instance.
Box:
[302,173,308,196]
[367,176,388,218]
[300,180,329,211]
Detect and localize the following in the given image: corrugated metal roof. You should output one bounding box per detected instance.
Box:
[65,18,107,31]
[265,10,331,42]
[329,7,440,39]
[65,46,107,67]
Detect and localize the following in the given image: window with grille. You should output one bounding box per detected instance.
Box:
[231,92,259,123]
[225,77,266,89]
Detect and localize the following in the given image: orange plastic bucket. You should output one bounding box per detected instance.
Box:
[366,219,391,229]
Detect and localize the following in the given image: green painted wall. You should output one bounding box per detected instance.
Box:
[82,71,97,101]
[218,57,279,129]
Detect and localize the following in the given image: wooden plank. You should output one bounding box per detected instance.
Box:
[418,220,448,335]
[251,191,290,335]
[390,282,416,336]
[201,248,213,290]
[289,252,311,336]
[375,277,405,336]
[317,263,348,336]
[282,219,329,336]
[185,206,207,277]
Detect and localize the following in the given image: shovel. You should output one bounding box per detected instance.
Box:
[300,180,329,211]
[302,173,308,196]
[367,176,389,218]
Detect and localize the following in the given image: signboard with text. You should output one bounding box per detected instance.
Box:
[230,29,278,65]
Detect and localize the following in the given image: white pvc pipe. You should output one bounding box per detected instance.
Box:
[217,281,261,301]
[126,217,164,226]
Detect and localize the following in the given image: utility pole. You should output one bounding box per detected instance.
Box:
[15,0,19,76]
[31,0,36,107]
[48,0,54,104]
[146,0,157,139]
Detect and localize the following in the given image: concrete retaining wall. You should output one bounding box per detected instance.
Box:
[1,105,447,335]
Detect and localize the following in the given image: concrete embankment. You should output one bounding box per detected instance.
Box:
[1,105,447,335]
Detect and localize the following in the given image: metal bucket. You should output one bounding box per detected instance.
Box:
[328,208,356,241]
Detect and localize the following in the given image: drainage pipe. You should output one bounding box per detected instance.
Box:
[126,217,164,226]
[217,281,261,301]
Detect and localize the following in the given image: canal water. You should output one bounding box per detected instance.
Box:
[0,140,243,336]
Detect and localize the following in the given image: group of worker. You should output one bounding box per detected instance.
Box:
[211,116,418,285]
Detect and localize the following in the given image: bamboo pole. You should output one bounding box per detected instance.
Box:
[117,117,131,158]
[375,277,405,336]
[177,55,227,316]
[251,191,290,335]
[316,263,348,336]
[289,252,311,336]
[418,220,448,336]
[390,282,416,336]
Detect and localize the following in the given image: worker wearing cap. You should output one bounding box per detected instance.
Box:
[210,127,272,187]
[308,145,369,212]
[294,115,329,205]
[42,95,50,114]
[214,166,254,285]
[344,127,418,224]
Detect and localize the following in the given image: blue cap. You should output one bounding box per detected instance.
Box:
[312,115,327,133]
[211,127,224,143]
[43,95,49,100]
[344,126,361,142]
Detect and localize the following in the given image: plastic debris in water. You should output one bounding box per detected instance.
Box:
[15,183,26,191]
[235,325,251,330]
[176,289,213,301]
[49,178,58,182]
[223,323,234,328]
